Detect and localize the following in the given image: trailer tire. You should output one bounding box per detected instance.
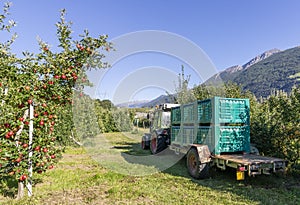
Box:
[187,148,210,179]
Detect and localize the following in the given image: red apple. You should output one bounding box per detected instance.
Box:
[8,131,14,137]
[34,146,41,152]
[19,174,27,181]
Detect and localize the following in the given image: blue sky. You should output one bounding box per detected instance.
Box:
[2,0,300,103]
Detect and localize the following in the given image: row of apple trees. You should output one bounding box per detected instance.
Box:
[93,99,134,133]
[251,88,300,170]
[0,4,112,198]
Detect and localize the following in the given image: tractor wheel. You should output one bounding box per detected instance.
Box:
[150,136,157,154]
[187,148,210,179]
[150,133,166,154]
[141,136,149,150]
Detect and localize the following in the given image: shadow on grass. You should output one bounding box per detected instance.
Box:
[114,141,300,205]
[0,176,18,198]
[0,176,43,199]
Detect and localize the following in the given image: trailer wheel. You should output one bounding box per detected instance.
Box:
[187,148,210,179]
[150,133,165,154]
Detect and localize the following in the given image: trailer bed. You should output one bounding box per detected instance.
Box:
[212,153,286,179]
[213,154,286,165]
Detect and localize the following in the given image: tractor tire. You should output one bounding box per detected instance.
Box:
[150,133,166,154]
[187,148,210,179]
[141,136,149,150]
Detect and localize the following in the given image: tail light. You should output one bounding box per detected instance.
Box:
[238,166,245,171]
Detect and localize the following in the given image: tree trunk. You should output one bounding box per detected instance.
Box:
[17,181,24,199]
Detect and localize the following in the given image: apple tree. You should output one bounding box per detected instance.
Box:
[0,6,111,198]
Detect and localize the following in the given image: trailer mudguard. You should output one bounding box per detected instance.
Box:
[190,144,211,164]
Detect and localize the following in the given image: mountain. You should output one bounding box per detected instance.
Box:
[116,95,177,108]
[116,100,150,108]
[141,95,175,108]
[207,47,300,98]
[208,48,281,85]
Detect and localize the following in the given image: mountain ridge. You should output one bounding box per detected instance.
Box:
[209,48,281,84]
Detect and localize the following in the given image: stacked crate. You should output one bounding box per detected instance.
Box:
[171,97,250,155]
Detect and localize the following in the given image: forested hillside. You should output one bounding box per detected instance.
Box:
[207,46,300,98]
[234,47,300,97]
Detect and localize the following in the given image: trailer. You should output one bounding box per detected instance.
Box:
[142,97,286,180]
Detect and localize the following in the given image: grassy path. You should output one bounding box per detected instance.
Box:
[1,132,299,204]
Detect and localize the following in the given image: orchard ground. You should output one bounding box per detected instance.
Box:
[1,130,299,205]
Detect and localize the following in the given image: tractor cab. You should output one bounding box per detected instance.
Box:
[141,103,179,154]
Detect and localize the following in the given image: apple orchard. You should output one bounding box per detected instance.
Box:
[0,6,111,197]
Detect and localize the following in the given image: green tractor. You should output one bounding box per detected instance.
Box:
[141,104,178,154]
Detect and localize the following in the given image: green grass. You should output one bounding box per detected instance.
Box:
[1,131,299,204]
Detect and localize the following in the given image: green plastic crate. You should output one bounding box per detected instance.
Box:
[171,125,250,155]
[217,98,250,124]
[171,126,180,143]
[171,107,181,125]
[197,99,212,123]
[172,97,250,125]
[197,97,250,124]
[171,126,196,145]
[182,103,195,123]
[196,126,250,155]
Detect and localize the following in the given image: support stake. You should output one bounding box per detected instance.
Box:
[27,103,34,197]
